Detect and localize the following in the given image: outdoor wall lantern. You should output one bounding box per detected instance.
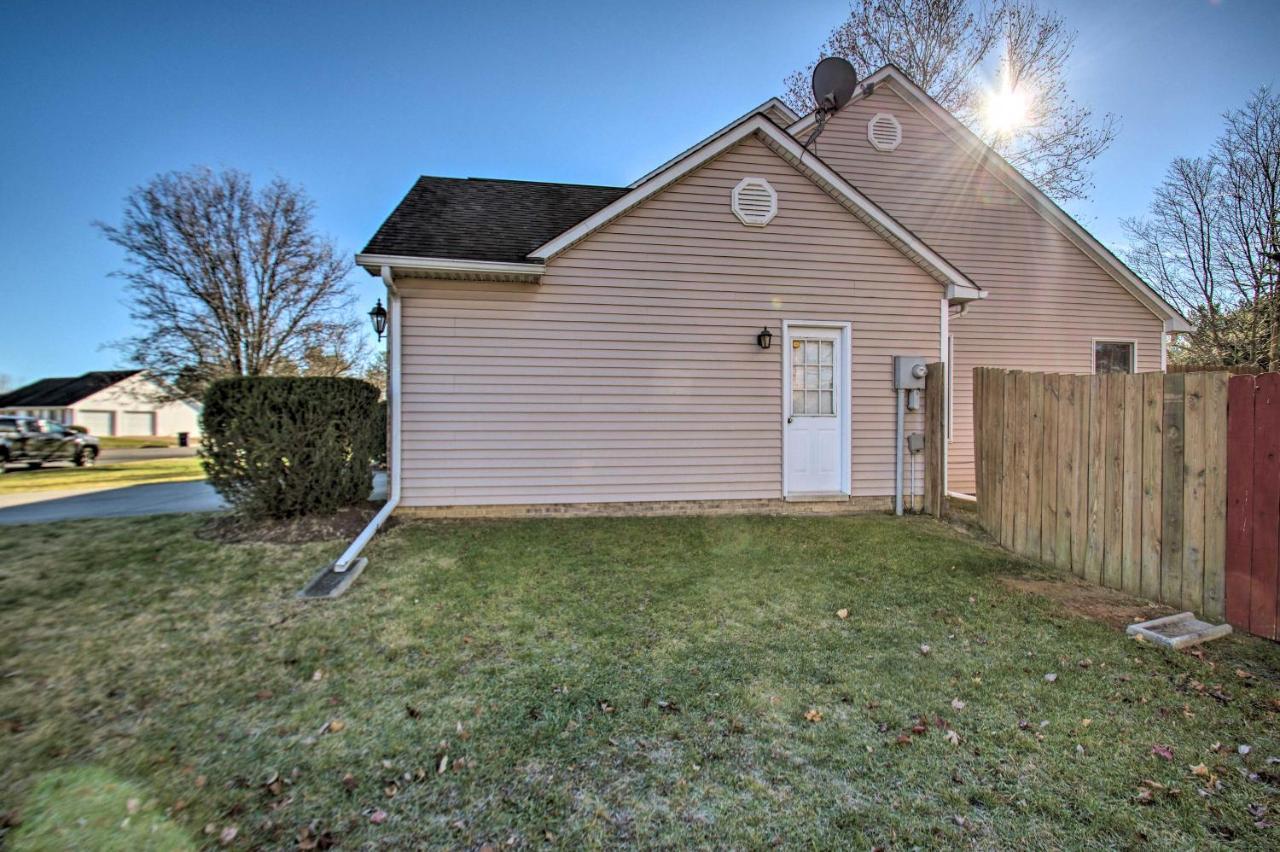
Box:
[369,299,388,341]
[756,326,773,349]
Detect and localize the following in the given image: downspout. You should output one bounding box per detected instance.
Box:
[334,265,401,572]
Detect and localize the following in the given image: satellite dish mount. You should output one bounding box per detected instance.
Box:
[804,56,858,151]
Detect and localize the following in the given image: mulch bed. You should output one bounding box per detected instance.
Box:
[198,502,387,544]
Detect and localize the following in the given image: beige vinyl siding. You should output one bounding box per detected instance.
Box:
[398,135,941,507]
[797,86,1164,492]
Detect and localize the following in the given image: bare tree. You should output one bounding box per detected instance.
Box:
[784,0,1117,202]
[1122,87,1280,369]
[97,167,359,399]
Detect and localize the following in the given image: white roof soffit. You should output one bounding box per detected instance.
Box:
[789,65,1188,329]
[627,98,800,189]
[531,112,984,301]
[355,253,544,283]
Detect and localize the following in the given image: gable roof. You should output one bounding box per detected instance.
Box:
[358,177,628,278]
[0,370,141,409]
[789,65,1189,331]
[529,111,984,301]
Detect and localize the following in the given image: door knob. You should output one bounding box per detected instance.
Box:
[787,416,794,424]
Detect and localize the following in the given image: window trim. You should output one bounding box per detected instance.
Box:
[1091,338,1137,374]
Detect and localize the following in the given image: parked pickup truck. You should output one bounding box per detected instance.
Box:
[0,416,99,473]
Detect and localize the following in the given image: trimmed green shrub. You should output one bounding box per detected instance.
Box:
[200,377,382,518]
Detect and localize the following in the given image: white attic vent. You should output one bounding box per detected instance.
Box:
[731,177,777,227]
[867,112,902,152]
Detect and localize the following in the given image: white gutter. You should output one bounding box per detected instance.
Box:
[355,253,544,281]
[334,265,402,572]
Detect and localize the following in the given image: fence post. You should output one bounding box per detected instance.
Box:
[924,361,946,517]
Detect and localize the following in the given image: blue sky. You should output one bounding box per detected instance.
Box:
[1,0,1277,386]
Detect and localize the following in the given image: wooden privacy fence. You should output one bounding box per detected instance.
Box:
[974,368,1229,621]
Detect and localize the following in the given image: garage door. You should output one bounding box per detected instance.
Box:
[121,411,156,436]
[79,410,115,436]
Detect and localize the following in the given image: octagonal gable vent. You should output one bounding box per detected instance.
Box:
[731,177,777,227]
[867,112,902,152]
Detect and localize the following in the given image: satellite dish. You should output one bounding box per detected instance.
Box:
[811,56,858,114]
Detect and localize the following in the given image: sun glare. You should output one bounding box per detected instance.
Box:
[983,81,1031,136]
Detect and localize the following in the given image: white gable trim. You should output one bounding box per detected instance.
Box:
[789,65,1189,330]
[530,113,985,302]
[626,98,799,189]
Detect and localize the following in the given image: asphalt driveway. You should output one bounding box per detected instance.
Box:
[0,472,388,525]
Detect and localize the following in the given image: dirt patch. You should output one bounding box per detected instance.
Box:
[1000,575,1176,631]
[198,502,388,544]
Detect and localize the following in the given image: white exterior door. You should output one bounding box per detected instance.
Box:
[783,324,850,496]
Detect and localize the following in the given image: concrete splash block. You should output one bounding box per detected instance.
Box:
[1126,612,1232,649]
[297,558,368,600]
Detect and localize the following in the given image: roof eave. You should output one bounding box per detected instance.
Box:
[356,253,544,283]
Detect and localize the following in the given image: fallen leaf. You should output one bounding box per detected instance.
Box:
[919,644,932,656]
[370,809,388,825]
[803,708,824,723]
[1190,763,1209,777]
[1152,745,1174,761]
[950,698,966,711]
[1081,718,1092,727]
[944,729,960,745]
[1235,669,1254,679]
[341,773,357,791]
[324,720,345,734]
[1044,673,1058,683]
[312,669,324,682]
[1238,744,1252,755]
[895,733,912,745]
[219,826,238,846]
[126,798,140,815]
[438,754,449,774]
[836,608,849,620]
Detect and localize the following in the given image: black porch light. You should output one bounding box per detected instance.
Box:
[756,326,773,349]
[369,299,388,341]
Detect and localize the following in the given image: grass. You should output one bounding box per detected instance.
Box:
[0,457,204,495]
[7,767,193,851]
[96,436,187,450]
[0,513,1276,848]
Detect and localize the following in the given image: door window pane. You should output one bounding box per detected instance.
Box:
[1094,341,1134,374]
[790,337,838,417]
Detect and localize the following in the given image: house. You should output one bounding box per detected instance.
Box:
[0,370,202,437]
[355,64,1187,516]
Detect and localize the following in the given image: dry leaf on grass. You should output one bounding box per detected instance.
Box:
[836,608,849,620]
[803,708,823,723]
[950,698,966,711]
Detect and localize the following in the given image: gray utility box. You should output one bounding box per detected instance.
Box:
[893,355,929,390]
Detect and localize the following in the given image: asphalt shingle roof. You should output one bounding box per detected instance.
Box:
[0,370,141,408]
[361,177,630,264]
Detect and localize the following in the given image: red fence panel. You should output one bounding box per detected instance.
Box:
[1225,375,1255,629]
[1249,373,1280,639]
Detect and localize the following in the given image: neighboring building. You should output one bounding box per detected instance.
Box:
[0,370,202,437]
[356,64,1187,515]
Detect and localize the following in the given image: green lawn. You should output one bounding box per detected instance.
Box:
[0,513,1276,848]
[0,457,204,495]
